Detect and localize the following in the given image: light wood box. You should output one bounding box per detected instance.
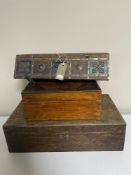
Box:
[22,80,101,121]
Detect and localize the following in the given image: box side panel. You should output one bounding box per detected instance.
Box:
[23,100,101,121]
[22,91,101,101]
[22,80,101,93]
[3,125,126,152]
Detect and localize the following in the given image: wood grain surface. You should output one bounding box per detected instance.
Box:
[3,95,126,152]
[22,80,101,121]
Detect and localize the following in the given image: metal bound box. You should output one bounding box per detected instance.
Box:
[3,95,126,152]
[22,80,101,121]
[14,53,109,80]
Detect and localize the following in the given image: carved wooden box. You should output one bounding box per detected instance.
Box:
[22,80,101,121]
[14,53,109,80]
[3,95,126,152]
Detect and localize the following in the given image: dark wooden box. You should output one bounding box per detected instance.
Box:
[3,95,126,152]
[22,80,101,121]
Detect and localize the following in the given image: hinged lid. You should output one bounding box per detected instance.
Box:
[14,53,109,80]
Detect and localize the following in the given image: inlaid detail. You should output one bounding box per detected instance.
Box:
[88,60,108,78]
[14,53,109,80]
[17,61,32,74]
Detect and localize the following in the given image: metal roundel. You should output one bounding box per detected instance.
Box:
[38,64,45,71]
[76,64,83,71]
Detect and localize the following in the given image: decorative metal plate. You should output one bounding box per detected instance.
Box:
[88,59,108,79]
[14,53,109,80]
[16,61,32,74]
[71,59,88,79]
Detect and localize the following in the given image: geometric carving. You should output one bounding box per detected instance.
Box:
[17,61,32,73]
[88,60,108,77]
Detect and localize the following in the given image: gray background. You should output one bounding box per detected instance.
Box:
[0,0,131,116]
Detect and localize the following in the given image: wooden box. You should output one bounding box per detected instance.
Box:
[22,80,101,121]
[14,53,109,80]
[3,95,126,152]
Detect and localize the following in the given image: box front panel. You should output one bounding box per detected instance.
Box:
[22,99,101,121]
[4,125,125,152]
[14,53,109,80]
[22,90,101,121]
